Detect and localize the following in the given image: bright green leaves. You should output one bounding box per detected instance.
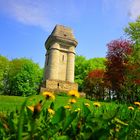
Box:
[0,55,9,94]
[63,111,78,131]
[0,57,43,96]
[51,107,66,124]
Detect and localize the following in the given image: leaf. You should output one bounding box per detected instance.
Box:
[82,103,91,118]
[50,102,54,110]
[55,135,70,140]
[90,128,109,139]
[51,107,66,124]
[63,111,78,131]
[17,97,29,140]
[17,95,36,140]
[114,117,128,126]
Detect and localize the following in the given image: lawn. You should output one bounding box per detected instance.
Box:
[0,95,26,112]
[0,94,119,113]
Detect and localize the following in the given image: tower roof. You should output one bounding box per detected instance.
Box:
[45,25,78,49]
[52,25,75,40]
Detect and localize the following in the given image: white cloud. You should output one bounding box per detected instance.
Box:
[0,0,83,31]
[129,0,140,20]
[0,0,53,31]
[102,0,140,21]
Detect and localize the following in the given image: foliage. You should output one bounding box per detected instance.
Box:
[124,16,140,44]
[75,55,88,91]
[0,55,43,96]
[84,69,105,100]
[124,16,140,69]
[83,39,137,102]
[87,57,106,70]
[75,55,106,91]
[0,94,140,139]
[0,55,9,94]
[124,16,140,78]
[124,17,140,102]
[81,18,140,103]
[8,58,43,96]
[104,39,132,100]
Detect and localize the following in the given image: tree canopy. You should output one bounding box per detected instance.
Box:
[0,56,43,96]
[0,55,9,94]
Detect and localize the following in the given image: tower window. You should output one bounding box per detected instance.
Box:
[47,55,49,65]
[62,55,64,61]
[57,83,59,88]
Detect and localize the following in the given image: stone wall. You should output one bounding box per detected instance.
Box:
[40,79,78,93]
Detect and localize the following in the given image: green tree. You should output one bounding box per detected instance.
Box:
[124,17,140,44]
[6,58,43,96]
[124,17,140,101]
[75,55,106,91]
[124,16,140,64]
[75,55,88,91]
[87,58,106,71]
[0,55,9,94]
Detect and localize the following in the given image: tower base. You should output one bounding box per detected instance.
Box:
[40,79,78,93]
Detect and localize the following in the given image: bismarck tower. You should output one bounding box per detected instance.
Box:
[40,25,78,93]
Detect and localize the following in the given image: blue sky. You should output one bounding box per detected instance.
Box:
[0,0,140,67]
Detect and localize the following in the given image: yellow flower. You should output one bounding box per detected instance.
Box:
[128,106,134,110]
[48,108,55,115]
[84,103,90,107]
[93,102,101,107]
[64,105,72,109]
[42,92,55,100]
[134,102,140,106]
[68,90,80,98]
[69,98,77,104]
[27,106,34,112]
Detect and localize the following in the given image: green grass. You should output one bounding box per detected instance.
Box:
[0,95,92,112]
[0,95,122,113]
[0,95,26,112]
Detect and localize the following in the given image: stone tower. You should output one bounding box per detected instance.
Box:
[41,25,78,93]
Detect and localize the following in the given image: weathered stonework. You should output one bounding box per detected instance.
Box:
[40,25,78,93]
[41,80,78,93]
